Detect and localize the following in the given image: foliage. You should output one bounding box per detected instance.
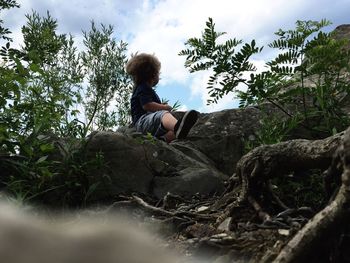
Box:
[2,136,105,207]
[0,7,132,206]
[179,17,262,104]
[21,12,84,136]
[244,113,300,152]
[82,21,133,130]
[180,18,350,145]
[252,19,350,136]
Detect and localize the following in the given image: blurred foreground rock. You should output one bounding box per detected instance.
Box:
[0,202,189,263]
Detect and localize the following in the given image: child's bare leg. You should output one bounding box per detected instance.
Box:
[161,112,177,131]
[164,131,176,142]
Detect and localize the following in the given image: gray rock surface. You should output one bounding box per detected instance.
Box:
[84,107,264,200]
[85,126,233,199]
[152,167,225,199]
[85,131,155,200]
[184,107,261,175]
[334,24,350,48]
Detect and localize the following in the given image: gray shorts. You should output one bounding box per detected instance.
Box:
[135,110,168,137]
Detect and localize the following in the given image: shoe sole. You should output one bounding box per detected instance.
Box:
[176,110,198,139]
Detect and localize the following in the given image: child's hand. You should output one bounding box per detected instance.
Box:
[162,103,172,111]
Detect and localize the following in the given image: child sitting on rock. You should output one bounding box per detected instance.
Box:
[126,53,198,143]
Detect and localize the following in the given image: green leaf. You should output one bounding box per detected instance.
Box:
[36,155,48,164]
[29,63,42,73]
[39,143,54,153]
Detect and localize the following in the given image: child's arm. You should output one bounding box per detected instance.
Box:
[143,102,172,112]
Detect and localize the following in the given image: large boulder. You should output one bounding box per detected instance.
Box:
[85,131,229,200]
[83,107,263,201]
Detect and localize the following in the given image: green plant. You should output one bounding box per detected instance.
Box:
[51,139,106,207]
[0,8,131,206]
[245,113,300,152]
[255,19,350,135]
[179,17,262,104]
[180,18,350,144]
[161,98,182,112]
[5,11,84,138]
[82,21,133,130]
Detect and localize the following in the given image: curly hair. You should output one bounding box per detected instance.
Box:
[125,53,161,86]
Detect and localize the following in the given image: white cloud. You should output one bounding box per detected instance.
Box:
[177,104,188,112]
[189,72,212,98]
[186,69,240,113]
[199,92,239,113]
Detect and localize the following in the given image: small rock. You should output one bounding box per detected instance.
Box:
[211,233,228,239]
[217,217,232,231]
[197,206,209,212]
[278,229,290,236]
[186,238,199,244]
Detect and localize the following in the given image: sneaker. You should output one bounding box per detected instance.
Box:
[175,110,198,139]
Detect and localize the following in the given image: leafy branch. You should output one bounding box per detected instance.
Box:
[179,17,262,104]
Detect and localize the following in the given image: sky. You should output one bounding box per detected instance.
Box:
[3,0,350,113]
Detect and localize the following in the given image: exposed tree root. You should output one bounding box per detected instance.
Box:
[272,127,350,262]
[110,195,216,221]
[215,131,345,226]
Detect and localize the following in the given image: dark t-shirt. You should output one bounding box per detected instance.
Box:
[130,83,161,124]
